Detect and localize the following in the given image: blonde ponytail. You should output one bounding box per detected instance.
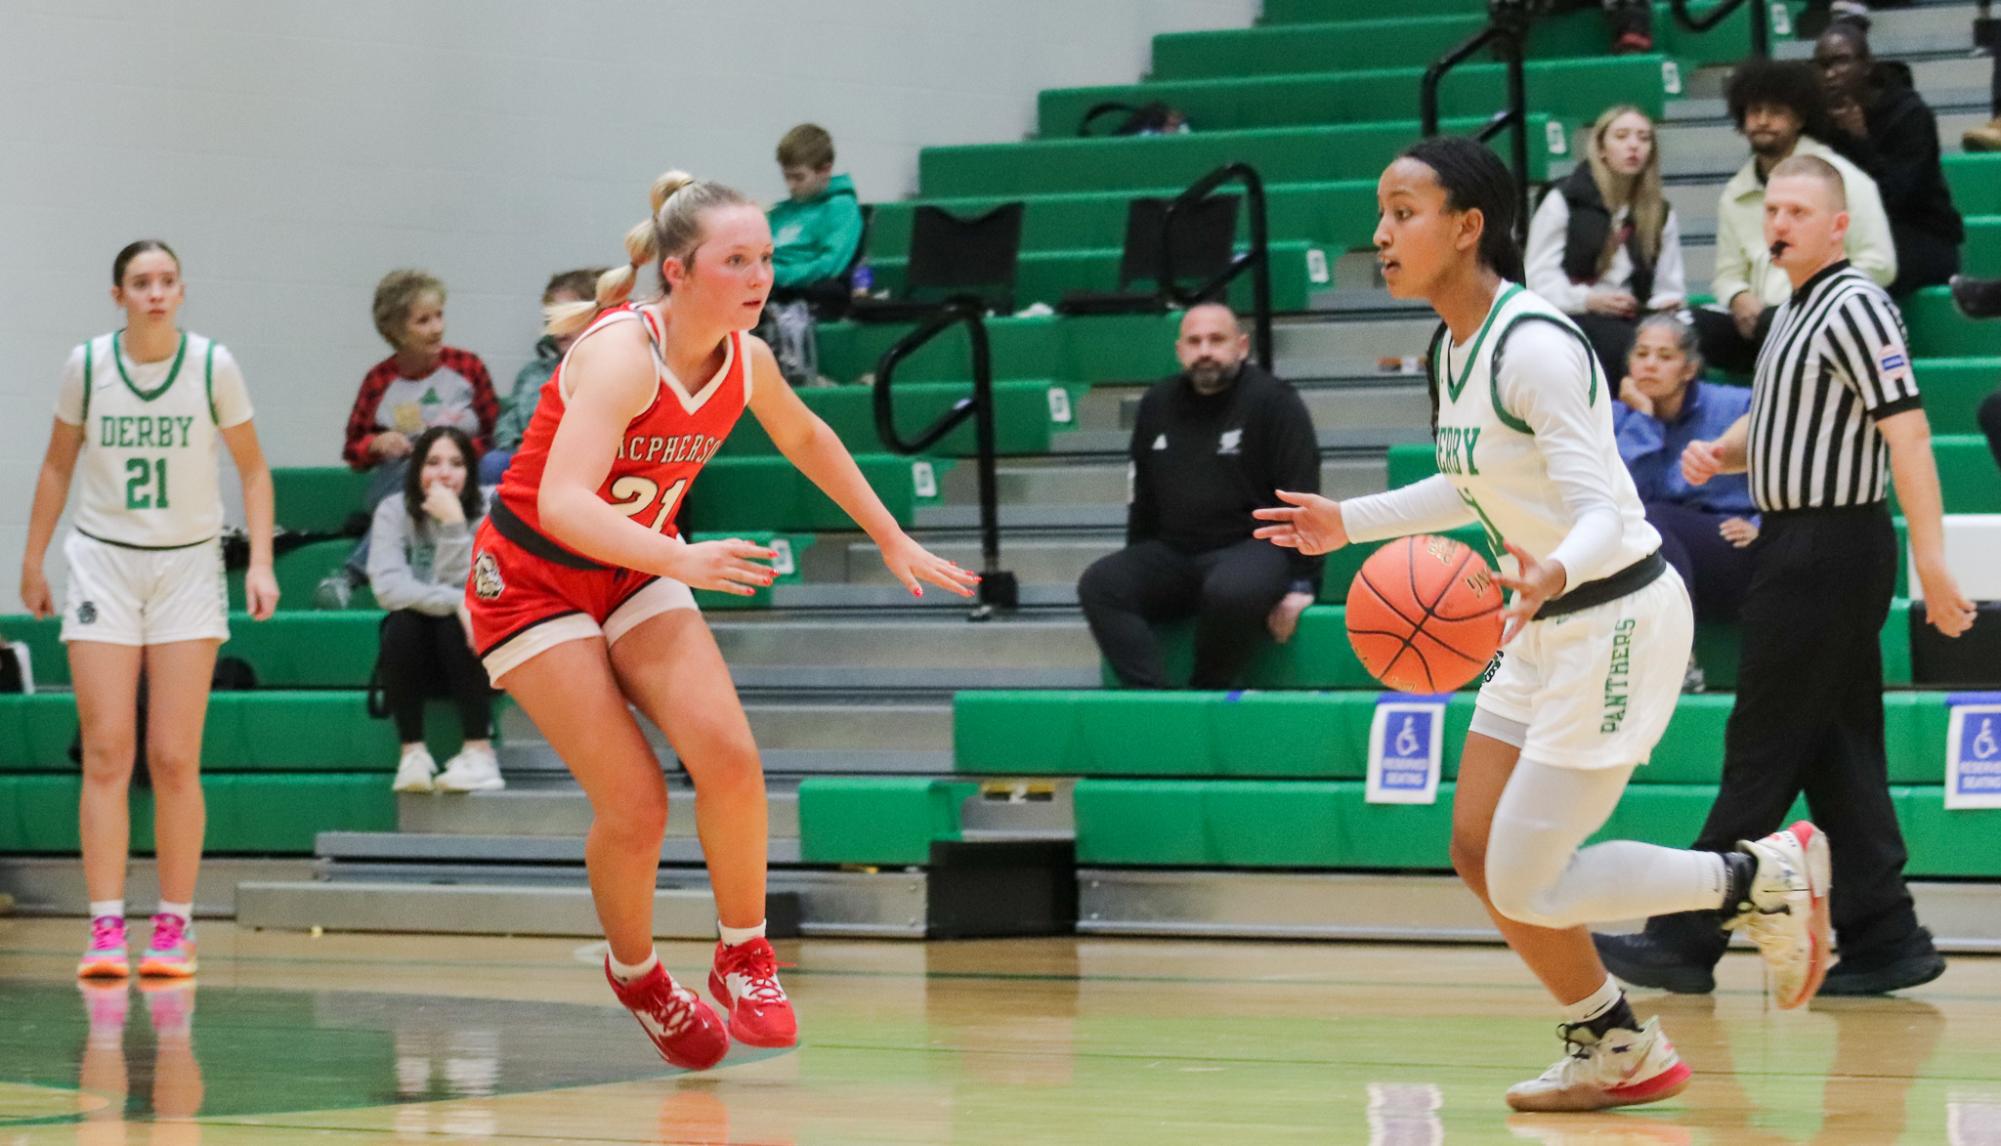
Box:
[547,168,752,337]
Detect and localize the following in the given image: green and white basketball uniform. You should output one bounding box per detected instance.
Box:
[1348,284,1692,770]
[52,330,254,646]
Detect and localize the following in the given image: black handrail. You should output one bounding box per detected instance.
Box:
[873,297,1018,617]
[1420,4,1532,244]
[1158,163,1275,372]
[1669,0,1769,59]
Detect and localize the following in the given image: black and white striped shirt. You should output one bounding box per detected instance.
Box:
[1748,261,1922,512]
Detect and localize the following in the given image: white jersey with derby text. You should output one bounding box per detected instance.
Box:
[54,331,254,549]
[1415,283,1657,580]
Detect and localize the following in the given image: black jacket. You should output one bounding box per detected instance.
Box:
[1555,164,1657,304]
[1126,361,1322,590]
[1832,63,1965,245]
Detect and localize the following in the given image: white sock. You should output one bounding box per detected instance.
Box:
[718,919,767,948]
[157,900,193,925]
[89,899,125,921]
[608,949,660,983]
[1561,976,1624,1026]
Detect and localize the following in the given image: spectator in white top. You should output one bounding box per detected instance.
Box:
[1693,59,1897,376]
[1526,105,1687,377]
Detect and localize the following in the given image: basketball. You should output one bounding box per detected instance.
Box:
[1345,535,1505,693]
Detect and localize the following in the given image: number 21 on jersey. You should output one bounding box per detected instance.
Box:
[609,476,688,532]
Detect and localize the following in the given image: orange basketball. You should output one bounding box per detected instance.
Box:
[1345,535,1505,693]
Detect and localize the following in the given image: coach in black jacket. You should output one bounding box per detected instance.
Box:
[1078,303,1321,689]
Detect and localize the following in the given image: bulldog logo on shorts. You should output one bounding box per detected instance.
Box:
[77,601,97,625]
[472,551,504,601]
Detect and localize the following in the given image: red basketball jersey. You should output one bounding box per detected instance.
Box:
[496,305,750,556]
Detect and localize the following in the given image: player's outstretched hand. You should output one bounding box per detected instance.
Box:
[1252,490,1349,555]
[880,533,980,599]
[1494,542,1568,646]
[244,562,281,621]
[1681,439,1725,486]
[673,539,777,597]
[19,565,54,620]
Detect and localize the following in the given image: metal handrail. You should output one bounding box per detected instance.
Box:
[1158,163,1275,372]
[1669,0,1769,59]
[873,297,1018,617]
[1420,3,1532,243]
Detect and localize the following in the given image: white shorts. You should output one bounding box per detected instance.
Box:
[1468,566,1694,771]
[478,576,699,684]
[60,532,230,647]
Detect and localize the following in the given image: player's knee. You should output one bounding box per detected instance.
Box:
[144,744,201,793]
[597,791,669,850]
[689,733,763,800]
[79,741,137,785]
[1483,854,1566,928]
[1076,556,1129,611]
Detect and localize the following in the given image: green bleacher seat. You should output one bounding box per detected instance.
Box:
[869,182,1382,262]
[0,690,481,769]
[0,772,393,854]
[1260,0,1485,21]
[1946,155,2001,216]
[955,689,1950,784]
[227,538,372,612]
[720,381,1078,459]
[684,455,939,532]
[271,467,371,535]
[866,239,1327,313]
[1907,358,2000,437]
[271,456,937,537]
[1156,6,1777,78]
[1036,57,1669,139]
[796,777,981,865]
[1964,215,2001,270]
[917,117,1559,199]
[1905,287,2001,357]
[816,311,1182,387]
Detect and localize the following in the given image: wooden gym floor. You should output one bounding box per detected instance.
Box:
[1,917,1998,1144]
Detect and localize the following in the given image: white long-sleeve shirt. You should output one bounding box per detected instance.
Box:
[1523,190,1686,314]
[1343,286,1658,586]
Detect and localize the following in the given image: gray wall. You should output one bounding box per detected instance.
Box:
[0,0,1256,601]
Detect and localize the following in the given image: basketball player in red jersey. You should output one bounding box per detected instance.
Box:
[467,170,978,1070]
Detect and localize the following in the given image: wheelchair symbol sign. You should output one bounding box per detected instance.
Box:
[1947,703,2001,809]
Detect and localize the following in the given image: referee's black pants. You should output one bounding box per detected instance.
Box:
[1078,539,1293,689]
[1644,503,1923,963]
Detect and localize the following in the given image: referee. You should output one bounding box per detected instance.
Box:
[1596,155,1976,997]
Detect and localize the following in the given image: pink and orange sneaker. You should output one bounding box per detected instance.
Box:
[77,915,130,979]
[138,913,198,978]
[605,959,730,1071]
[708,937,798,1048]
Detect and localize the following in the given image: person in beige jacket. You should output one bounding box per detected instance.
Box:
[1696,59,1896,374]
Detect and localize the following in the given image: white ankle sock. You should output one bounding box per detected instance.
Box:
[608,950,660,983]
[1562,976,1625,1026]
[89,899,124,921]
[157,900,193,925]
[718,920,767,948]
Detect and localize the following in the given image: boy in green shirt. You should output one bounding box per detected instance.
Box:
[769,124,863,291]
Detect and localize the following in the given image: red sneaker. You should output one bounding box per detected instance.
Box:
[604,959,729,1071]
[708,938,798,1048]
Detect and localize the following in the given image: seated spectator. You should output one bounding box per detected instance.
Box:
[770,124,863,295]
[333,270,497,591]
[1549,0,1657,54]
[1816,23,1964,294]
[1614,315,1759,686]
[483,267,603,485]
[368,427,499,794]
[1526,104,1686,376]
[1696,59,1896,375]
[1078,303,1320,689]
[763,124,864,387]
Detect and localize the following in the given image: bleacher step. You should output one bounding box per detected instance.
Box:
[313,831,806,866]
[394,782,800,838]
[235,878,802,940]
